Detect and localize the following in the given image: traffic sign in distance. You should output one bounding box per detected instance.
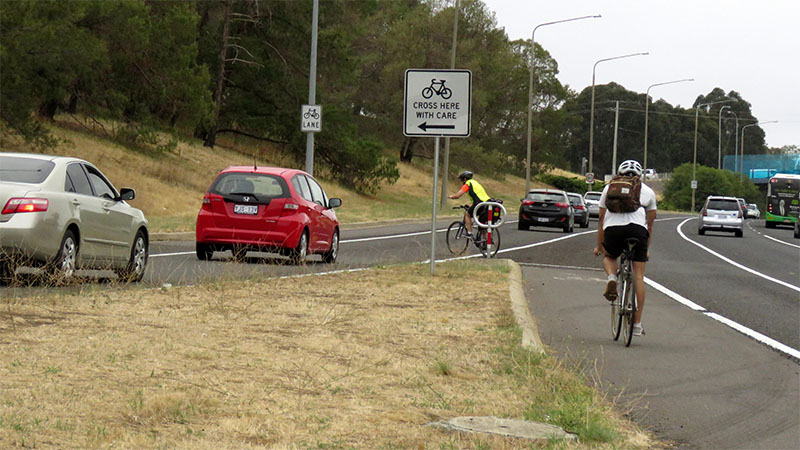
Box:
[586,172,595,184]
[301,105,321,133]
[404,69,471,137]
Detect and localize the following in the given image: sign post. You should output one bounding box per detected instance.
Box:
[404,69,472,274]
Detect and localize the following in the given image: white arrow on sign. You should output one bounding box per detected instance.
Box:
[403,69,471,137]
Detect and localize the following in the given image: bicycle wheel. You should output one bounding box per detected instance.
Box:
[622,270,636,347]
[446,221,469,256]
[478,228,501,258]
[611,281,622,340]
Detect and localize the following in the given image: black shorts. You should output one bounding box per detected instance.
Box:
[602,224,649,262]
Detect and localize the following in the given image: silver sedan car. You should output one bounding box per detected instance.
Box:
[1,153,149,283]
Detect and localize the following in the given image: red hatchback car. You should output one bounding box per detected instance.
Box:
[196,166,342,264]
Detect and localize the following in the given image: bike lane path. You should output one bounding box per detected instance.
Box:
[520,264,799,450]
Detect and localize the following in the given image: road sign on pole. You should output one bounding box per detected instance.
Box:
[586,172,595,184]
[404,69,471,137]
[301,105,322,133]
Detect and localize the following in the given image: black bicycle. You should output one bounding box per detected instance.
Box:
[611,238,639,347]
[446,205,500,258]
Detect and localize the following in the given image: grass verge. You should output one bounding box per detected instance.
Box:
[0,260,658,449]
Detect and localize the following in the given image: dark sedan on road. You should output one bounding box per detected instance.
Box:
[518,189,574,233]
[567,192,590,228]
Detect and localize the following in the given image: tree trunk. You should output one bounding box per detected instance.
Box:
[37,100,58,120]
[205,0,232,148]
[400,137,416,162]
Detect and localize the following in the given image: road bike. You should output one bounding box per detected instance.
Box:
[611,238,639,346]
[421,79,453,99]
[446,205,500,258]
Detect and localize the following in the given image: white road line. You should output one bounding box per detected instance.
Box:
[151,251,195,258]
[645,277,707,311]
[704,312,800,360]
[746,220,800,249]
[677,218,800,293]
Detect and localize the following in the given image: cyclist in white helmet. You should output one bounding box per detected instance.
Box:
[592,160,657,337]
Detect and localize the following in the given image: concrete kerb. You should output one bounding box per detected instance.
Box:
[507,259,545,354]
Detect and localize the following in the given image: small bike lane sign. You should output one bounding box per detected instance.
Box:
[301,105,321,133]
[404,69,471,137]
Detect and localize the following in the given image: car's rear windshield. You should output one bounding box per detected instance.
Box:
[209,172,289,198]
[0,156,55,184]
[527,192,565,202]
[584,192,601,200]
[706,199,739,210]
[567,195,583,205]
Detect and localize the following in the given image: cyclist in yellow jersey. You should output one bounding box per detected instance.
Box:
[449,171,491,236]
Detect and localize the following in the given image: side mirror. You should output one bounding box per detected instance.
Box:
[119,188,135,201]
[328,198,342,209]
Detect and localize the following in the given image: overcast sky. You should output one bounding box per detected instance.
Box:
[481,0,799,149]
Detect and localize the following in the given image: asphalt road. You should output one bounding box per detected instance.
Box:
[2,212,798,448]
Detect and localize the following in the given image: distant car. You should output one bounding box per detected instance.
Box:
[583,191,602,218]
[746,203,760,219]
[645,168,656,177]
[698,196,743,237]
[567,192,590,228]
[519,189,574,233]
[0,153,149,284]
[195,166,341,264]
[736,198,748,219]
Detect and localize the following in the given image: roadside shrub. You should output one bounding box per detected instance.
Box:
[537,174,603,194]
[664,163,760,211]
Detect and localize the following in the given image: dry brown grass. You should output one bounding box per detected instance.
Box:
[0,261,657,449]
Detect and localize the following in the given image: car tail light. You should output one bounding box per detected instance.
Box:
[281,202,299,216]
[575,205,586,210]
[2,198,49,215]
[522,200,534,206]
[702,210,708,216]
[201,193,222,211]
[555,202,569,208]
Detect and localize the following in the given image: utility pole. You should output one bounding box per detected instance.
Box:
[440,0,459,209]
[305,0,319,175]
[612,101,620,175]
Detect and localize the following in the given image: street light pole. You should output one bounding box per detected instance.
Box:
[740,121,778,181]
[692,99,735,211]
[718,105,730,170]
[525,14,600,195]
[589,52,649,174]
[643,78,693,179]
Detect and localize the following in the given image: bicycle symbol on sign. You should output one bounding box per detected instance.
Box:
[303,108,320,120]
[421,79,453,99]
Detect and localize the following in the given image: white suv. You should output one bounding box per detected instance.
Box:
[698,196,743,237]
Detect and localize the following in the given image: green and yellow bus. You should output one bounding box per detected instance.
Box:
[765,173,800,228]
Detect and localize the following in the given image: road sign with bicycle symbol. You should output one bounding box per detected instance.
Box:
[404,69,471,137]
[301,105,322,132]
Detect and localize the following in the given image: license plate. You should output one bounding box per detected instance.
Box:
[234,204,258,215]
[537,217,549,222]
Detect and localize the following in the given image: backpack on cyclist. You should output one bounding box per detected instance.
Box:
[605,175,641,213]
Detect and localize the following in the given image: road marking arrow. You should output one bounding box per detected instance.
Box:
[418,122,456,132]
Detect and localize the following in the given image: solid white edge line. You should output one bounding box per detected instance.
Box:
[704,312,800,360]
[644,277,707,311]
[677,218,800,293]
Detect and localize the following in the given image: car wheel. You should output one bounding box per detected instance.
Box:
[49,229,78,283]
[116,231,148,282]
[196,242,213,261]
[735,230,743,238]
[794,226,800,239]
[581,217,589,228]
[291,230,308,265]
[322,230,339,264]
[517,221,528,231]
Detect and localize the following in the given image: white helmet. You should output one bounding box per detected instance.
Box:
[618,160,643,176]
